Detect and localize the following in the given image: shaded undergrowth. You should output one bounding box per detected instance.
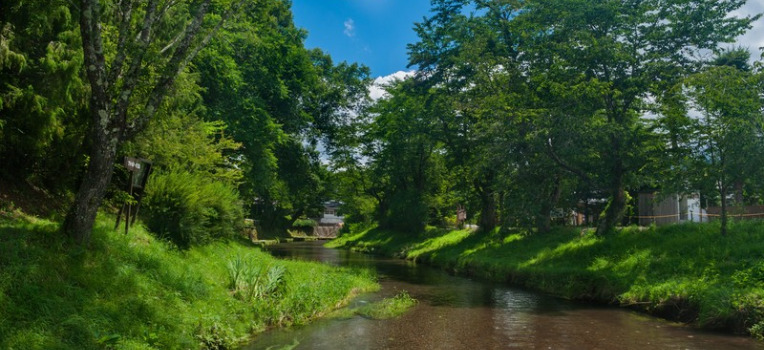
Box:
[328,221,764,337]
[0,214,378,349]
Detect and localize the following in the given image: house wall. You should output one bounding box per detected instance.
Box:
[638,192,679,226]
[314,225,341,238]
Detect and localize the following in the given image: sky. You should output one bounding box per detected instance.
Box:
[291,0,764,86]
[290,0,432,78]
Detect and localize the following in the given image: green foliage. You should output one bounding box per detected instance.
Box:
[126,77,244,186]
[0,214,378,349]
[292,217,317,228]
[227,256,287,303]
[391,0,761,234]
[0,1,87,189]
[682,59,764,233]
[360,80,449,233]
[193,1,371,231]
[143,172,244,248]
[380,189,429,233]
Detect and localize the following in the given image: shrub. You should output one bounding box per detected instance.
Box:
[143,171,243,248]
[292,217,317,228]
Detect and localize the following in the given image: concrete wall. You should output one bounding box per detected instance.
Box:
[638,193,678,226]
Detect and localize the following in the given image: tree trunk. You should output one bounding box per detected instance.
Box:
[596,168,627,235]
[537,177,562,234]
[537,204,553,234]
[720,178,728,236]
[63,0,229,244]
[63,113,120,244]
[63,0,117,244]
[733,180,744,205]
[479,190,497,232]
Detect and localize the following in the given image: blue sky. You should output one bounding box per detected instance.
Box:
[291,1,434,78]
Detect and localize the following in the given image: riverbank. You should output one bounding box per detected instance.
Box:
[327,222,764,338]
[0,213,378,349]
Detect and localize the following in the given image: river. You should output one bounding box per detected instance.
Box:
[241,241,763,349]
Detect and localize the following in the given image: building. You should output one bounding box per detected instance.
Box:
[314,201,344,238]
[637,192,704,226]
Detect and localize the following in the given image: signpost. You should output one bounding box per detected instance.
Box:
[456,205,467,228]
[115,157,152,234]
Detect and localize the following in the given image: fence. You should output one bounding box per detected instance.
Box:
[629,209,764,226]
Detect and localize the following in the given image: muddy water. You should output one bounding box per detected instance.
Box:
[242,241,763,350]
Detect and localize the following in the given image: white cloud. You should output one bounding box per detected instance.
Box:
[343,18,356,37]
[369,70,416,101]
[729,2,764,58]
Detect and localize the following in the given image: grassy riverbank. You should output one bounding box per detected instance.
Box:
[0,213,378,349]
[328,221,764,337]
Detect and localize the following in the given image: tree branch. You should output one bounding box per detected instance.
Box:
[107,0,137,86]
[80,0,110,118]
[545,136,592,183]
[126,0,245,139]
[114,0,159,134]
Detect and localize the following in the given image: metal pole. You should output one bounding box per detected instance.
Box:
[115,203,125,230]
[125,172,134,235]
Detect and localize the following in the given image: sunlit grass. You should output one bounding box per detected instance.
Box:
[0,213,378,349]
[330,220,764,336]
[327,291,417,320]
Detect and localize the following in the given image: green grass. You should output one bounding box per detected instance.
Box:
[355,291,417,319]
[329,221,764,337]
[327,291,418,320]
[0,214,378,349]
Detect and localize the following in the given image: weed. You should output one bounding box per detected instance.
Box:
[356,291,417,319]
[327,291,417,320]
[226,255,248,290]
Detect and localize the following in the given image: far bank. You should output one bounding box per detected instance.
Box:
[327,221,764,338]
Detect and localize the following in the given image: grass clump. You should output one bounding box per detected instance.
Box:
[142,171,244,249]
[0,213,378,349]
[356,291,418,319]
[328,291,417,320]
[330,221,764,336]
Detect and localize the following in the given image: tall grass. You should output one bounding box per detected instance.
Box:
[143,171,244,248]
[330,221,764,337]
[0,214,378,349]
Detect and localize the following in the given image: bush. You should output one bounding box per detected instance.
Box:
[143,171,243,248]
[292,217,317,228]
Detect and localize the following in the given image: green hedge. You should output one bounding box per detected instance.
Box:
[143,171,243,248]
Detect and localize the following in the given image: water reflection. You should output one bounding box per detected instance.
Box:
[243,242,763,350]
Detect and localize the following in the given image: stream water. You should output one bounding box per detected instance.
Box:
[241,241,763,350]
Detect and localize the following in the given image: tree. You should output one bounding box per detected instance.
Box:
[408,0,521,232]
[408,0,585,233]
[513,0,757,234]
[363,80,447,232]
[684,60,763,235]
[0,1,88,190]
[194,3,371,232]
[64,0,242,243]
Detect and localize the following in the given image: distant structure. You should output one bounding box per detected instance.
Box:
[637,192,704,226]
[315,201,344,238]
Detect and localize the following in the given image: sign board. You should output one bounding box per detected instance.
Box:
[124,157,143,172]
[124,157,152,189]
[457,208,467,221]
[116,156,153,234]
